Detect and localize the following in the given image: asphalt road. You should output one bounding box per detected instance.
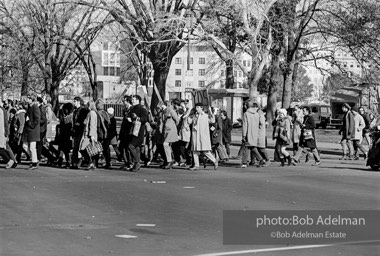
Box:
[1,148,380,256]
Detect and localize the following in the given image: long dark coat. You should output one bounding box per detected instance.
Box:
[129,104,148,146]
[119,106,133,145]
[340,111,355,139]
[300,114,317,149]
[22,103,41,142]
[221,117,232,143]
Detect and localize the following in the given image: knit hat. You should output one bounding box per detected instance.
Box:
[107,107,114,115]
[278,108,287,116]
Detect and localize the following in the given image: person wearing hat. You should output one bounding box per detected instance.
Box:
[273,108,292,166]
[188,103,218,171]
[107,107,121,163]
[339,103,355,160]
[351,106,368,160]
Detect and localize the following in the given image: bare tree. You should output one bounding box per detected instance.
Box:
[0,0,106,112]
[85,0,203,109]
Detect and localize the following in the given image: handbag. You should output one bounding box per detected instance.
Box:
[86,141,103,157]
[303,129,314,140]
[130,118,141,137]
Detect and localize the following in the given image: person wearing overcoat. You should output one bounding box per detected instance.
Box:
[188,103,217,171]
[291,106,321,166]
[128,95,148,172]
[22,95,41,169]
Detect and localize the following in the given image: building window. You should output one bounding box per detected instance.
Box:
[175,80,181,87]
[247,60,251,67]
[116,53,120,66]
[199,81,205,87]
[199,69,206,76]
[110,53,115,65]
[103,67,109,75]
[243,60,247,67]
[234,70,237,76]
[221,70,225,76]
[186,82,193,87]
[175,69,182,75]
[357,65,360,68]
[103,42,108,50]
[116,67,121,76]
[199,58,205,64]
[190,57,193,64]
[102,52,109,66]
[110,67,115,76]
[238,71,242,77]
[175,58,182,64]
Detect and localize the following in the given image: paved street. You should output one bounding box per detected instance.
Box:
[1,145,380,256]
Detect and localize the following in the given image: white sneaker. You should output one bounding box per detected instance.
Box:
[6,160,14,169]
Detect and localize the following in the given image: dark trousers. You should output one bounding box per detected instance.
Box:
[102,139,111,165]
[72,135,81,167]
[173,140,191,164]
[37,131,46,161]
[128,144,141,164]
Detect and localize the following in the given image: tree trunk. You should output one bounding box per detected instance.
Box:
[225,59,234,89]
[151,65,170,112]
[92,81,99,101]
[21,67,29,97]
[281,59,296,109]
[267,55,282,125]
[50,82,60,114]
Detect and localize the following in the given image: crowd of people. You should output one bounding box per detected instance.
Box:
[0,94,377,171]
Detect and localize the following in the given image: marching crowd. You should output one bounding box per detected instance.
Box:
[0,94,377,171]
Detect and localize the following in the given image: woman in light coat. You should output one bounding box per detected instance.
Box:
[274,108,292,166]
[188,103,217,171]
[162,102,179,169]
[351,106,367,160]
[80,101,98,170]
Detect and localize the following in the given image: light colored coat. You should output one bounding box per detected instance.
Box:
[353,113,365,141]
[84,110,98,141]
[257,109,266,148]
[242,108,260,147]
[190,112,213,151]
[292,109,303,143]
[163,106,179,143]
[0,108,6,149]
[178,109,191,142]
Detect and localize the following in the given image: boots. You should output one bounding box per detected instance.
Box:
[286,155,292,166]
[280,158,285,167]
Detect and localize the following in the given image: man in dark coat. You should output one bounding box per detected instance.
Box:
[127,95,148,172]
[339,103,355,160]
[221,110,233,158]
[71,96,88,169]
[22,95,41,170]
[119,95,133,169]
